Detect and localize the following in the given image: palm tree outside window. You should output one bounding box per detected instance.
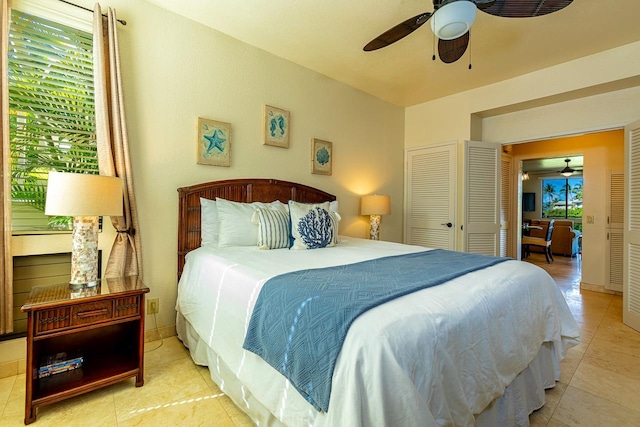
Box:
[542,177,583,231]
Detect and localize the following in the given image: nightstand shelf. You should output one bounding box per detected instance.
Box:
[21,276,149,424]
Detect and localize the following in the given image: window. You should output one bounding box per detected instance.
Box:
[541,177,583,228]
[8,9,97,233]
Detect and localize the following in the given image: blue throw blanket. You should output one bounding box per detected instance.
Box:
[242,249,509,412]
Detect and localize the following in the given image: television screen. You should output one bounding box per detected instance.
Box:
[523,192,535,212]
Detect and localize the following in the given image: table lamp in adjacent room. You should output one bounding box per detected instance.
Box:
[45,172,123,287]
[361,194,391,240]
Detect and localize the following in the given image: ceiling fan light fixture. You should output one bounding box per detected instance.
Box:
[430,0,477,40]
[560,159,574,177]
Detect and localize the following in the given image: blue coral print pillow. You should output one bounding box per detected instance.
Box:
[288,201,338,250]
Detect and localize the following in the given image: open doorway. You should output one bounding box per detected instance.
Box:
[522,155,583,228]
[507,129,624,294]
[520,155,583,262]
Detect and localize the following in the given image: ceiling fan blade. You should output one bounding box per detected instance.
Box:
[479,0,573,18]
[473,0,497,9]
[438,32,470,63]
[363,12,432,51]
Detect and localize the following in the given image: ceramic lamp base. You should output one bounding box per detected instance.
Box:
[70,216,99,286]
[369,214,381,240]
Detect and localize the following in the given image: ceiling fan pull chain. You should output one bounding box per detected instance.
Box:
[432,15,436,61]
[468,31,472,70]
[432,35,436,60]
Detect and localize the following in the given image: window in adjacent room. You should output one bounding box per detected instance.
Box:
[8,8,97,233]
[541,177,583,231]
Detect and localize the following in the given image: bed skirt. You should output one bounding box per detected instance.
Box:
[177,312,560,427]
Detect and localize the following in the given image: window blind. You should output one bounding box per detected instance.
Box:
[8,9,97,232]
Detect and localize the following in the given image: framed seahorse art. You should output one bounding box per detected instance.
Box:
[263,105,290,148]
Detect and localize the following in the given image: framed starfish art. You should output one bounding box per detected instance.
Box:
[197,117,231,166]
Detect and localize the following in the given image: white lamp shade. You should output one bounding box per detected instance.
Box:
[45,172,123,217]
[431,0,477,40]
[361,195,391,216]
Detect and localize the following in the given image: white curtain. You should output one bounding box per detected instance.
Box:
[93,4,143,279]
[1,0,13,334]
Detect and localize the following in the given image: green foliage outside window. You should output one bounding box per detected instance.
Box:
[8,10,97,232]
[541,177,583,231]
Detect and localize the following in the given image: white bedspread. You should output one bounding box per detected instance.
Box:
[176,237,579,426]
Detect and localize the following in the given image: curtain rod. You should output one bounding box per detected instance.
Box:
[58,0,127,25]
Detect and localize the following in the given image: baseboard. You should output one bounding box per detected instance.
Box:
[580,281,623,296]
[0,337,26,379]
[145,324,177,343]
[0,358,26,379]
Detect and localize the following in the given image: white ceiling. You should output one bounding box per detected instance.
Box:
[144,0,640,107]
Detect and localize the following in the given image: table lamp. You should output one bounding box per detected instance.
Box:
[361,195,391,240]
[45,172,123,287]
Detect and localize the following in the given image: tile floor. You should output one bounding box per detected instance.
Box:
[0,335,254,427]
[526,253,640,426]
[1,253,638,426]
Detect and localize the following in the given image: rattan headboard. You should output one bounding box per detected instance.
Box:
[177,178,336,279]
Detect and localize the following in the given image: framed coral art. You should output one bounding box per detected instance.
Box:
[197,117,231,166]
[311,138,332,175]
[263,105,290,148]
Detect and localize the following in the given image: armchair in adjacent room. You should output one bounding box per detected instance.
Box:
[550,220,582,257]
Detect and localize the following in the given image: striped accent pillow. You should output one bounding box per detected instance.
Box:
[254,208,290,250]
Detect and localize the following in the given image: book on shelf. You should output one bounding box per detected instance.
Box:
[38,352,83,379]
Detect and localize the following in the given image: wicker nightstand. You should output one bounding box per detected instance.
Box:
[20,276,149,424]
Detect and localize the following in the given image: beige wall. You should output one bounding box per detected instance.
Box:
[405,41,640,291]
[57,0,404,332]
[406,40,640,148]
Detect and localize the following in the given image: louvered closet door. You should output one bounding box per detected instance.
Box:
[500,155,513,258]
[607,171,624,292]
[624,119,640,332]
[405,143,456,250]
[463,141,501,256]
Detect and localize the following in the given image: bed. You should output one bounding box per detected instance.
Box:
[175,178,580,426]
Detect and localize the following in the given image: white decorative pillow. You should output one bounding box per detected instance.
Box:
[328,200,340,245]
[329,210,341,245]
[329,200,338,214]
[216,198,286,247]
[200,197,219,246]
[252,208,290,250]
[288,201,338,250]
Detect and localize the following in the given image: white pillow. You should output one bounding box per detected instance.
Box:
[252,208,290,250]
[216,198,286,247]
[329,210,341,245]
[288,201,339,250]
[329,200,340,245]
[200,197,219,246]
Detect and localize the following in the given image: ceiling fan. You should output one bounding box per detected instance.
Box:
[558,158,582,177]
[363,0,573,65]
